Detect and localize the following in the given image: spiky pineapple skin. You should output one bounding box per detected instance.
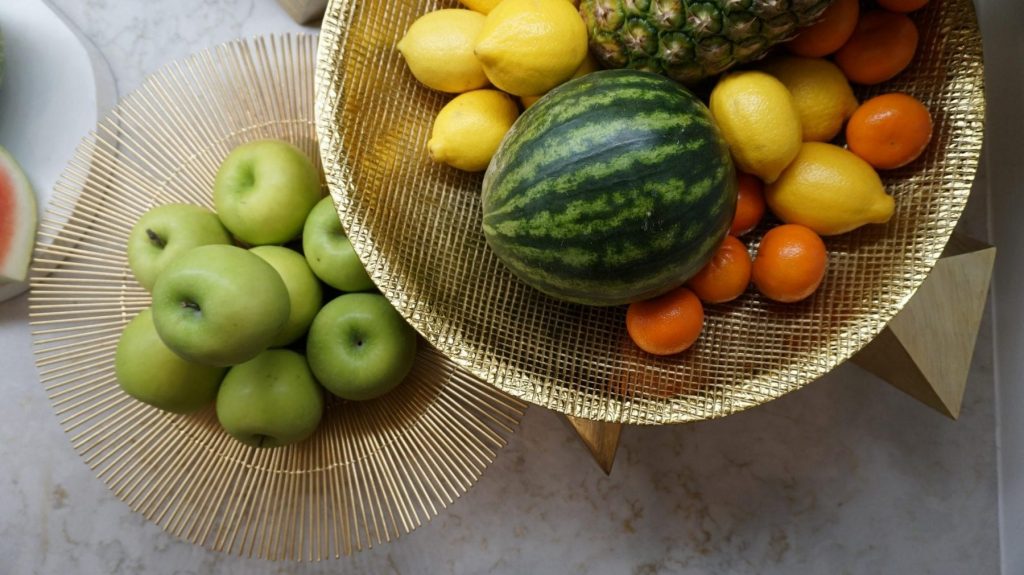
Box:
[580,0,835,84]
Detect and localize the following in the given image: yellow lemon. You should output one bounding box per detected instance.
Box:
[463,0,579,11]
[459,0,502,14]
[759,56,859,142]
[709,71,802,183]
[428,89,520,172]
[520,52,601,109]
[765,142,895,236]
[474,0,588,97]
[397,9,488,93]
[520,94,541,109]
[520,94,542,109]
[573,51,602,77]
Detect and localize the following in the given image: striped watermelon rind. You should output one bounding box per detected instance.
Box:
[482,69,737,306]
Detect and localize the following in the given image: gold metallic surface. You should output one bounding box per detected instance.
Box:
[28,34,525,560]
[315,0,985,424]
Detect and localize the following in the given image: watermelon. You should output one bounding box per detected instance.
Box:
[0,146,38,286]
[481,70,737,307]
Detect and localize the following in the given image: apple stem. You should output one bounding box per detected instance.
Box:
[181,300,201,312]
[146,228,167,249]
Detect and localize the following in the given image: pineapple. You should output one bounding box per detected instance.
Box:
[579,0,835,84]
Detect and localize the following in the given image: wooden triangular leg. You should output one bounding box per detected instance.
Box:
[852,233,995,419]
[565,415,623,475]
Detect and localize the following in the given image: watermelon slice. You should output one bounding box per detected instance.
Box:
[0,146,38,286]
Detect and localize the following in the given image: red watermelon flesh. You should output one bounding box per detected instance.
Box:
[0,146,37,284]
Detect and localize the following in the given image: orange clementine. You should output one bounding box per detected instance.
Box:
[626,287,704,356]
[751,224,827,303]
[785,0,860,58]
[846,92,933,170]
[877,0,930,12]
[834,10,919,85]
[730,172,766,237]
[688,235,752,304]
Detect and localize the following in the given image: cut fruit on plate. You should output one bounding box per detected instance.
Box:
[0,146,37,293]
[0,0,116,303]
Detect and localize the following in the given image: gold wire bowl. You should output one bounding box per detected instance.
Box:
[28,34,525,560]
[316,0,985,424]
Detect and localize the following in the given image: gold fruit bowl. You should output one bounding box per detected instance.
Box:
[28,34,524,560]
[315,0,985,424]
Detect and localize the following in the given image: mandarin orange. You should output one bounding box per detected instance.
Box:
[626,287,704,355]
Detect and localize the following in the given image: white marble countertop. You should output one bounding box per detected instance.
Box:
[0,1,1006,574]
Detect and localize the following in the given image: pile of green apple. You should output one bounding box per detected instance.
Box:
[115,139,418,448]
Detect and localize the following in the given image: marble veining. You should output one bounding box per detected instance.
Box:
[0,1,1000,573]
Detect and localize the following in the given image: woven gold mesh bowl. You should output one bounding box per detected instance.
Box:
[316,1,985,424]
[29,35,524,560]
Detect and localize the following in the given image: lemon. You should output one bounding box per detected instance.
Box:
[463,0,579,11]
[397,9,488,93]
[520,94,541,109]
[459,0,502,14]
[428,89,520,172]
[765,142,895,236]
[759,56,859,143]
[474,0,588,97]
[709,71,802,184]
[573,51,602,76]
[520,52,601,109]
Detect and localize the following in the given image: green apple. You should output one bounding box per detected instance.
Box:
[115,308,226,413]
[152,244,290,367]
[302,196,375,292]
[306,293,417,400]
[249,246,323,347]
[127,204,232,291]
[213,139,322,246]
[216,349,324,448]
